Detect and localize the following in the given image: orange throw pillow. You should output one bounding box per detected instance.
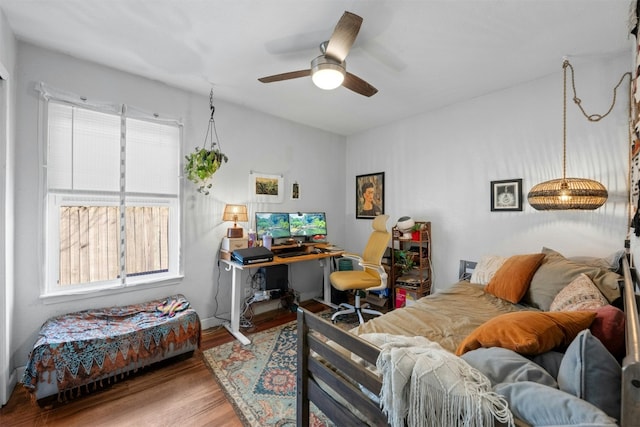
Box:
[485,253,545,303]
[456,310,596,356]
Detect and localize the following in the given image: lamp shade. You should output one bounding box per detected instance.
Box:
[222,204,248,224]
[223,204,248,238]
[527,178,608,210]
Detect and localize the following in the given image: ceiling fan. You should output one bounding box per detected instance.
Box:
[258,11,378,97]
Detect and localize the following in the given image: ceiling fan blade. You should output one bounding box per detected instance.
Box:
[258,69,311,83]
[325,11,363,62]
[343,72,378,97]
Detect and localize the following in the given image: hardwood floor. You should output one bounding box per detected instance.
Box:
[0,300,328,427]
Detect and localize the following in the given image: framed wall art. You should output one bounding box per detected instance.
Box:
[291,181,300,200]
[356,172,385,219]
[491,178,523,211]
[249,171,284,203]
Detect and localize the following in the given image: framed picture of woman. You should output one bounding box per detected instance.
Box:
[356,172,385,219]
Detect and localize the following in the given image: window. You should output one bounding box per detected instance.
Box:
[41,94,182,296]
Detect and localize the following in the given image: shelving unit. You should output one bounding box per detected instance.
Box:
[390,221,432,308]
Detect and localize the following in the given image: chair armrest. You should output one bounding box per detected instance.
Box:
[359,262,388,292]
[340,253,363,262]
[338,255,388,291]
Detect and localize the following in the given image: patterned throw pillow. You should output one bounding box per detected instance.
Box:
[470,255,507,285]
[549,273,608,312]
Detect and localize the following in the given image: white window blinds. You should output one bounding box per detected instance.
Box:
[47,102,121,192]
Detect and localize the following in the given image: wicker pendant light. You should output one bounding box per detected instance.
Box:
[528,59,610,211]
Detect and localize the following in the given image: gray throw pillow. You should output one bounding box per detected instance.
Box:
[528,351,564,379]
[495,381,617,426]
[461,347,557,388]
[557,329,621,421]
[524,247,621,310]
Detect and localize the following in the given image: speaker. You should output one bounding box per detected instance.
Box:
[259,265,288,291]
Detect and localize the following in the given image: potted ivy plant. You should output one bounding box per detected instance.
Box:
[185,89,229,195]
[184,144,228,195]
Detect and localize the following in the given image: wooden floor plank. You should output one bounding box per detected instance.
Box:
[0,300,327,426]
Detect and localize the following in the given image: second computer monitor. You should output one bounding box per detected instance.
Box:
[289,212,327,240]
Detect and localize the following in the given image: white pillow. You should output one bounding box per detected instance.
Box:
[470,255,507,285]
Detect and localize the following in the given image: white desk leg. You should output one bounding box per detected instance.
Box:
[322,258,337,308]
[223,264,251,345]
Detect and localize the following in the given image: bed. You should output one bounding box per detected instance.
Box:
[22,294,201,402]
[297,247,639,426]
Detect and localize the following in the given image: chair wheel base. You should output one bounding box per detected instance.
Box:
[331,302,383,325]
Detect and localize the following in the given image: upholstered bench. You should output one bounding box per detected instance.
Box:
[22,294,200,401]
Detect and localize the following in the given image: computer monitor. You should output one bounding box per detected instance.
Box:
[289,212,327,240]
[255,212,291,239]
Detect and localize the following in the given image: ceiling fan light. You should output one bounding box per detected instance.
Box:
[311,56,345,90]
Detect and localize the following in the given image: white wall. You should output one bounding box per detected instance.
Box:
[0,7,16,406]
[11,42,346,375]
[345,53,632,289]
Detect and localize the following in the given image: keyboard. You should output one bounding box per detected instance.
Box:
[277,251,308,258]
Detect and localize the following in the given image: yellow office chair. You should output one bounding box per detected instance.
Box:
[330,214,391,324]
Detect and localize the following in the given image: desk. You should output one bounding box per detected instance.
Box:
[220,250,343,344]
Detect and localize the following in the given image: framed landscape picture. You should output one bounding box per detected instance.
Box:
[491,178,523,211]
[249,172,284,203]
[356,172,385,219]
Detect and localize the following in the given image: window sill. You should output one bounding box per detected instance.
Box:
[39,275,184,305]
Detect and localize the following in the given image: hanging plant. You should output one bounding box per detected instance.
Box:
[184,89,229,195]
[184,145,228,194]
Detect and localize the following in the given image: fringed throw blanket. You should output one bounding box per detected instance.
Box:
[359,333,513,427]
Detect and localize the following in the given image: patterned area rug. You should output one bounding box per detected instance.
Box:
[203,311,363,427]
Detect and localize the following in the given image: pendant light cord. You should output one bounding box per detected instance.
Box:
[562,60,568,181]
[564,60,631,122]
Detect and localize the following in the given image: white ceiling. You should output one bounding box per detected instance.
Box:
[0,0,633,135]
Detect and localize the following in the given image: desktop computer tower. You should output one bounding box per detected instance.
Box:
[259,264,289,291]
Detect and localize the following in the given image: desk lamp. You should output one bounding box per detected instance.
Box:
[223,204,248,238]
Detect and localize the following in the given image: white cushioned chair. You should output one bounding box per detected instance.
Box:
[330,214,391,324]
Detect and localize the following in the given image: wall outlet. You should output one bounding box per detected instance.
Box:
[244,288,251,297]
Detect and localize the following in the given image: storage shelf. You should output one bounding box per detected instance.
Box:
[390,221,431,308]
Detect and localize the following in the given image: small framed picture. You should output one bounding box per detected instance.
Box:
[291,181,300,200]
[491,179,523,212]
[356,172,385,219]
